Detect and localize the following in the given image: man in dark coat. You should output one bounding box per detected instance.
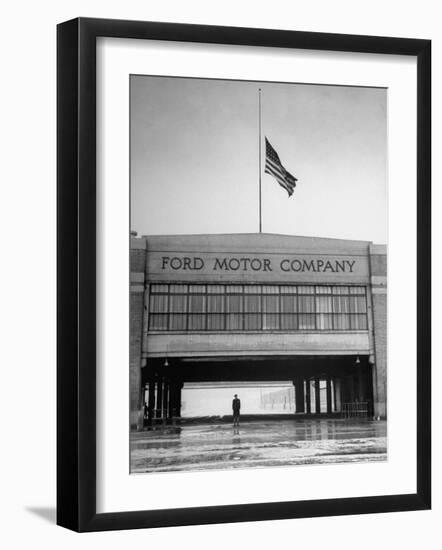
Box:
[232,394,241,426]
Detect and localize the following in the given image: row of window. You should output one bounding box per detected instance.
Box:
[150,284,366,295]
[147,283,368,332]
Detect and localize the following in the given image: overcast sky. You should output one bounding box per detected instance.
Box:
[130,76,387,244]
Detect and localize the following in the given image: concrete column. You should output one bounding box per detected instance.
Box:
[294,379,305,413]
[130,239,147,431]
[334,379,342,412]
[176,383,183,417]
[314,378,321,414]
[163,381,169,419]
[168,382,180,419]
[326,378,332,414]
[156,380,163,418]
[371,360,386,419]
[305,380,311,414]
[369,243,387,419]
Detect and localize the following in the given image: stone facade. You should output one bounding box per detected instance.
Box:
[369,244,388,419]
[129,239,146,430]
[129,233,387,428]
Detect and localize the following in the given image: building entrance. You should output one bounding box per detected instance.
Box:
[141,354,374,423]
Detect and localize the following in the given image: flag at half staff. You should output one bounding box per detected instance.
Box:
[264,137,298,197]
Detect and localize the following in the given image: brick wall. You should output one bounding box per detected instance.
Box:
[130,238,147,430]
[369,245,387,419]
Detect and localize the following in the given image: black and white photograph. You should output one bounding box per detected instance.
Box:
[0,0,434,542]
[129,75,388,474]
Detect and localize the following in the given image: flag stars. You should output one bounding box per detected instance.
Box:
[264,137,297,197]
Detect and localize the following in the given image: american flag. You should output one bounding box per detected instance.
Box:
[264,137,297,197]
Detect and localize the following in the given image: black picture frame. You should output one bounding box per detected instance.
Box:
[57,17,431,532]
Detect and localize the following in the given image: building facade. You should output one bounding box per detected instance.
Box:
[130,233,387,430]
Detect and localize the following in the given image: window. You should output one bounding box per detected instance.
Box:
[148,284,368,332]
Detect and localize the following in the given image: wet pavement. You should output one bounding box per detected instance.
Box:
[130,419,387,474]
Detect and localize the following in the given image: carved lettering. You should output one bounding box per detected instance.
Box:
[159,255,359,274]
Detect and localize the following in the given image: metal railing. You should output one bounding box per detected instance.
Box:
[143,408,180,428]
[342,402,369,418]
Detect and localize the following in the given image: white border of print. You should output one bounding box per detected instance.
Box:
[96,37,416,514]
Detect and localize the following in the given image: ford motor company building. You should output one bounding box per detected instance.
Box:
[130,233,387,430]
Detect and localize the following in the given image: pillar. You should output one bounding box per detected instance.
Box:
[369,243,387,419]
[163,381,169,419]
[334,379,342,412]
[314,378,321,414]
[176,382,183,417]
[294,379,305,413]
[326,378,332,414]
[168,382,181,418]
[305,380,311,414]
[130,238,147,431]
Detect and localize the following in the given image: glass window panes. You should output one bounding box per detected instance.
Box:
[169,294,187,313]
[316,314,333,330]
[150,284,169,294]
[207,295,224,313]
[333,314,350,330]
[333,295,349,313]
[281,295,297,313]
[298,286,315,294]
[244,314,261,330]
[147,283,368,332]
[189,284,205,293]
[169,314,186,330]
[150,294,168,313]
[280,286,297,294]
[226,285,243,293]
[316,296,332,313]
[188,294,205,313]
[207,285,225,294]
[226,314,243,330]
[263,295,279,313]
[350,314,368,330]
[349,296,367,313]
[244,285,262,294]
[350,286,366,295]
[298,296,315,313]
[262,285,279,294]
[262,314,279,330]
[332,286,349,295]
[298,314,315,330]
[281,314,297,330]
[226,295,243,312]
[188,314,205,330]
[315,286,332,294]
[244,295,260,312]
[149,314,168,330]
[169,284,187,293]
[207,314,224,330]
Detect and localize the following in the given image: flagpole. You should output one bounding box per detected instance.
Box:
[259,88,262,233]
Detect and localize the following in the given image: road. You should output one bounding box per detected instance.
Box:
[130,418,387,473]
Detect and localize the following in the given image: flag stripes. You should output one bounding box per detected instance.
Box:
[264,137,297,197]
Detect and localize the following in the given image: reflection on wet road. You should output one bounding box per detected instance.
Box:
[130,419,387,474]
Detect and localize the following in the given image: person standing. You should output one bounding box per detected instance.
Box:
[232,394,241,426]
